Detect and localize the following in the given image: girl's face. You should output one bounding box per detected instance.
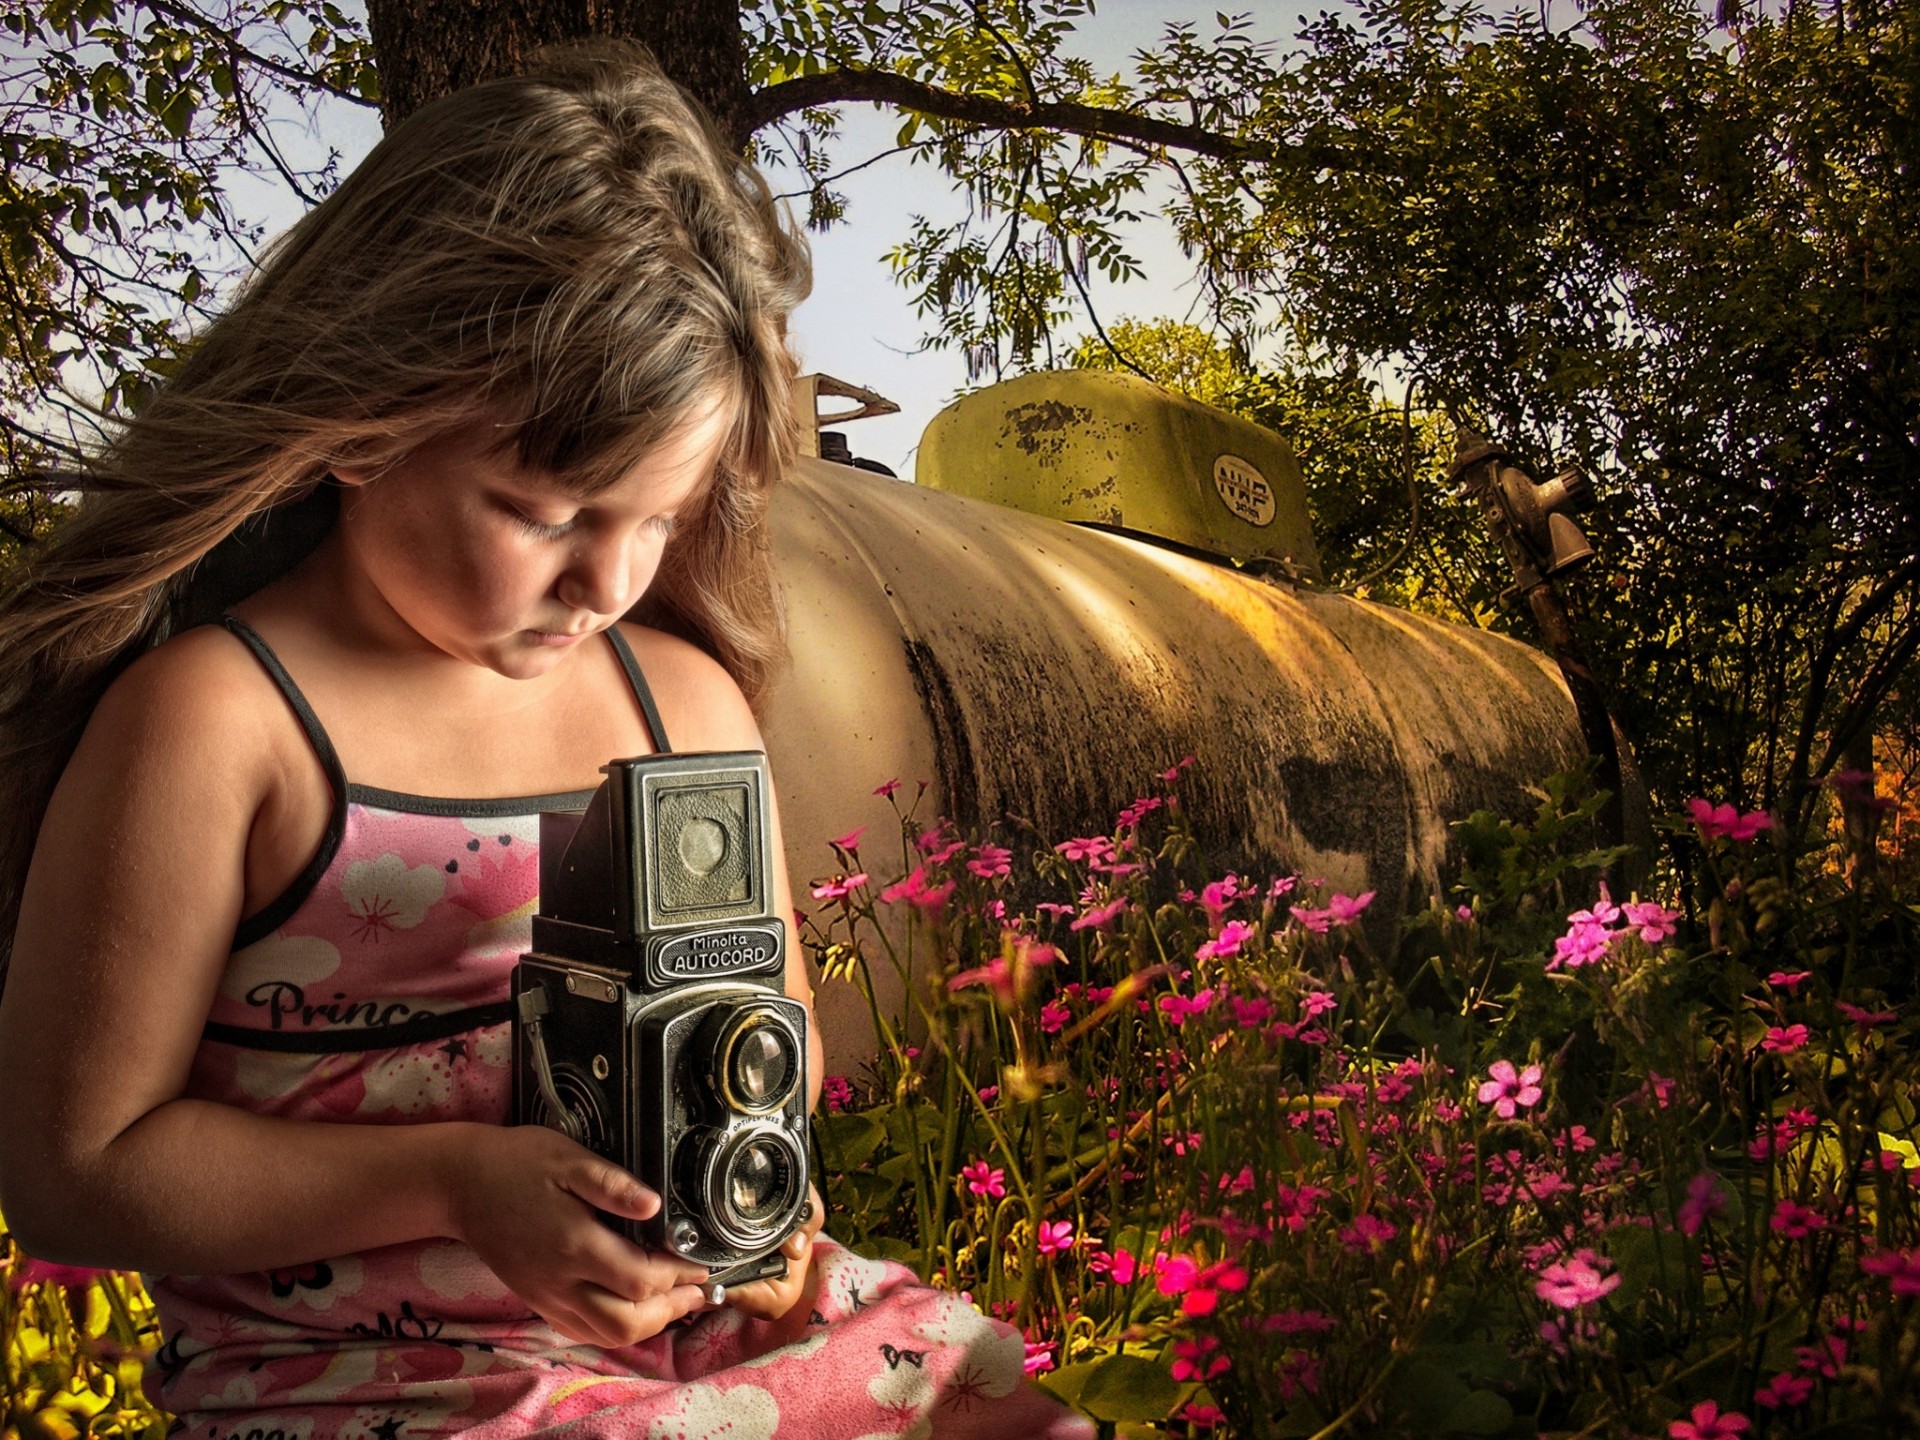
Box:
[333,401,731,680]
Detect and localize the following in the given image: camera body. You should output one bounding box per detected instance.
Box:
[512,752,809,1290]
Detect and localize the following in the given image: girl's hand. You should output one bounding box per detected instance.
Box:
[442,1123,712,1348]
[722,1182,826,1328]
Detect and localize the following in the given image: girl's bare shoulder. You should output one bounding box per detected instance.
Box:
[81,622,297,801]
[614,622,762,754]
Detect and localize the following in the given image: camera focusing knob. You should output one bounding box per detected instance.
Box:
[672,1223,701,1254]
[702,1282,727,1306]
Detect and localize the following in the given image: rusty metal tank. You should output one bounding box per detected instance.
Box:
[760,371,1585,1069]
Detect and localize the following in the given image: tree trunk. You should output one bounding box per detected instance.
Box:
[364,0,754,146]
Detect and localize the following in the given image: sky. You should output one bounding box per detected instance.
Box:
[271,3,1309,479]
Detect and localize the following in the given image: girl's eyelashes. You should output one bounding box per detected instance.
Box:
[504,503,678,541]
[508,509,575,539]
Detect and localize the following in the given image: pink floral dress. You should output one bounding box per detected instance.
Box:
[143,618,1088,1440]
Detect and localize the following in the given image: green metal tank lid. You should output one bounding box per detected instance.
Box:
[915,369,1323,582]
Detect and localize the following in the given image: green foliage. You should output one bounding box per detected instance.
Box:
[0,1,376,445]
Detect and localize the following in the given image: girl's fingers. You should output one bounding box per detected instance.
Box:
[559,1221,708,1305]
[571,1281,711,1346]
[560,1156,661,1222]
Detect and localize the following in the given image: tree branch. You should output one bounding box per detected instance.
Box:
[741,67,1343,171]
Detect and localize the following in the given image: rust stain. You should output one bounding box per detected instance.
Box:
[1004,401,1093,463]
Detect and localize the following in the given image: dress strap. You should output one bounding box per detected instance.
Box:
[219,615,350,950]
[220,615,349,794]
[605,626,672,754]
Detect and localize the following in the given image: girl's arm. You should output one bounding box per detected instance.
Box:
[0,633,710,1346]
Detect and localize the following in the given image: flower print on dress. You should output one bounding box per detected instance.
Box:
[341,853,446,943]
[642,1381,779,1440]
[221,933,344,998]
[261,1254,367,1315]
[357,1038,470,1116]
[818,1244,894,1320]
[230,1047,327,1105]
[909,1293,1027,1402]
[733,1330,828,1368]
[416,1241,514,1305]
[445,835,542,931]
[283,1343,387,1406]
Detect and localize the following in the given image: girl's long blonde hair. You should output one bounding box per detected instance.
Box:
[0,40,810,977]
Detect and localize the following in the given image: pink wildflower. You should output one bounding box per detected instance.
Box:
[1180,1404,1226,1431]
[1288,903,1333,934]
[1022,1341,1054,1376]
[1069,895,1128,932]
[1170,1335,1231,1383]
[809,872,868,901]
[1861,1246,1920,1297]
[1550,917,1614,971]
[1795,1334,1847,1377]
[1199,877,1242,921]
[1678,1172,1728,1236]
[960,1161,1005,1199]
[874,778,902,798]
[879,865,954,915]
[822,1075,854,1113]
[1687,797,1773,842]
[1766,970,1811,991]
[1477,1059,1545,1119]
[966,844,1012,879]
[829,824,868,852]
[1270,1184,1330,1232]
[1158,754,1197,783]
[1038,999,1071,1035]
[1837,1001,1898,1029]
[1116,795,1164,829]
[1668,1400,1751,1439]
[1230,995,1274,1028]
[1036,1220,1074,1257]
[1753,1373,1814,1409]
[1158,989,1216,1025]
[1055,834,1115,866]
[1326,890,1375,925]
[1088,1247,1137,1284]
[6,1255,107,1292]
[1769,1200,1826,1238]
[1195,919,1254,961]
[1621,899,1680,943]
[948,956,1015,1004]
[1760,1024,1809,1055]
[1533,1249,1622,1309]
[1299,990,1338,1019]
[1154,1254,1248,1316]
[1339,1215,1398,1252]
[1568,891,1621,928]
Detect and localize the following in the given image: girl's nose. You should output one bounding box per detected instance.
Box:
[557,535,652,615]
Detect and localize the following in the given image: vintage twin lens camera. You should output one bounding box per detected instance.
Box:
[512,752,809,1290]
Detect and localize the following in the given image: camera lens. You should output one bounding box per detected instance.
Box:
[711,1007,801,1115]
[729,1137,790,1223]
[733,1026,791,1106]
[679,1124,805,1252]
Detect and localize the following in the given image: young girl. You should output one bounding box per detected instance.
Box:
[0,42,1089,1440]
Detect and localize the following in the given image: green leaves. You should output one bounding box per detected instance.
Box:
[0,0,376,480]
[1039,1352,1193,1422]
